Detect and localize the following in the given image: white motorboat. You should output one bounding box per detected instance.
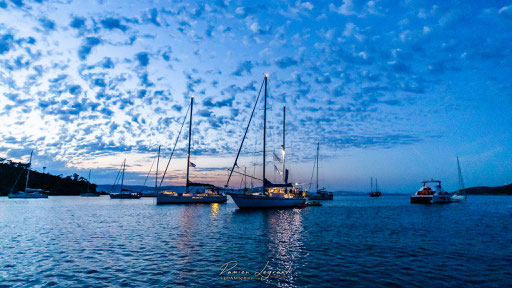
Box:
[411,179,445,204]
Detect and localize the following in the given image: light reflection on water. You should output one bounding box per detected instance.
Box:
[0,195,511,287]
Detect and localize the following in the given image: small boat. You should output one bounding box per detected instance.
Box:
[8,151,49,199]
[307,201,322,206]
[156,95,227,204]
[109,159,142,199]
[307,143,334,200]
[81,170,100,197]
[226,75,306,209]
[369,177,382,197]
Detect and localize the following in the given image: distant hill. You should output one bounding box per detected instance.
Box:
[97,184,187,194]
[0,158,97,196]
[460,184,512,195]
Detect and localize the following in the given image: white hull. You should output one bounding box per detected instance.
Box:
[8,192,48,198]
[229,193,306,209]
[156,193,227,204]
[432,194,466,204]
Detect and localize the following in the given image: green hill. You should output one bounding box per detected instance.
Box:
[0,158,96,196]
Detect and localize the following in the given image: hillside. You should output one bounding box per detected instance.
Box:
[0,158,97,196]
[461,184,512,195]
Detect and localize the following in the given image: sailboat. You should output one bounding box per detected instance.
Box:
[369,177,381,197]
[308,143,334,200]
[8,151,49,198]
[156,95,227,204]
[226,74,307,208]
[432,157,466,203]
[81,170,100,197]
[109,159,142,199]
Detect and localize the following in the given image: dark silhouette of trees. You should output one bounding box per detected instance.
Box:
[0,159,97,196]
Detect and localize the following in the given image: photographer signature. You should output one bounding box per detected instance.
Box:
[219,260,292,280]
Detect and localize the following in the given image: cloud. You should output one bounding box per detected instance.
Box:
[70,16,86,30]
[275,57,297,68]
[0,33,14,54]
[39,17,56,31]
[143,8,161,26]
[232,60,254,76]
[136,52,150,67]
[78,36,101,60]
[100,17,128,32]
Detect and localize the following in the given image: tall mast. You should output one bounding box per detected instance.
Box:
[25,150,33,192]
[87,169,91,193]
[316,143,319,192]
[282,106,286,183]
[155,145,160,194]
[121,159,126,192]
[263,75,267,192]
[376,178,378,192]
[371,177,373,193]
[186,95,194,193]
[457,156,466,200]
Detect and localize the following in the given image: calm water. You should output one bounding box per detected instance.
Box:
[1,195,511,287]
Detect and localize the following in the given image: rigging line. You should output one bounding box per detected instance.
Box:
[110,161,124,193]
[225,78,265,187]
[9,166,26,194]
[308,151,317,192]
[142,158,156,187]
[159,102,191,187]
[229,168,263,181]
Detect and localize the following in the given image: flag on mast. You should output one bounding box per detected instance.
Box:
[188,161,196,167]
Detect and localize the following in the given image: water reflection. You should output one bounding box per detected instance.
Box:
[210,203,219,219]
[233,208,305,287]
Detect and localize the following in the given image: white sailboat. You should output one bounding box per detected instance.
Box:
[433,156,467,203]
[308,143,334,200]
[156,95,227,204]
[81,170,100,197]
[8,151,48,199]
[226,74,307,208]
[109,159,142,199]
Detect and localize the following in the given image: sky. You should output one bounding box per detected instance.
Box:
[0,0,511,193]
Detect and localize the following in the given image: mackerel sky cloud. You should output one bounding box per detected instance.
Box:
[0,0,511,193]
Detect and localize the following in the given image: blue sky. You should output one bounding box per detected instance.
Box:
[0,0,511,193]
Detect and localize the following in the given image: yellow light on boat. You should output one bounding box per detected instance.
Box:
[265,74,268,78]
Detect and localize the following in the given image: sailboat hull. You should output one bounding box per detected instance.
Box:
[110,193,141,199]
[229,193,306,209]
[8,192,48,198]
[156,194,227,204]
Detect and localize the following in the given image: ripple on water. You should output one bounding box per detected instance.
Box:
[0,196,511,287]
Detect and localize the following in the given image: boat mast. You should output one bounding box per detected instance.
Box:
[376,178,378,192]
[120,159,126,192]
[186,95,194,193]
[263,74,267,192]
[87,169,91,193]
[457,156,466,200]
[282,106,286,183]
[316,143,319,193]
[155,145,160,194]
[25,150,33,192]
[371,177,373,193]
